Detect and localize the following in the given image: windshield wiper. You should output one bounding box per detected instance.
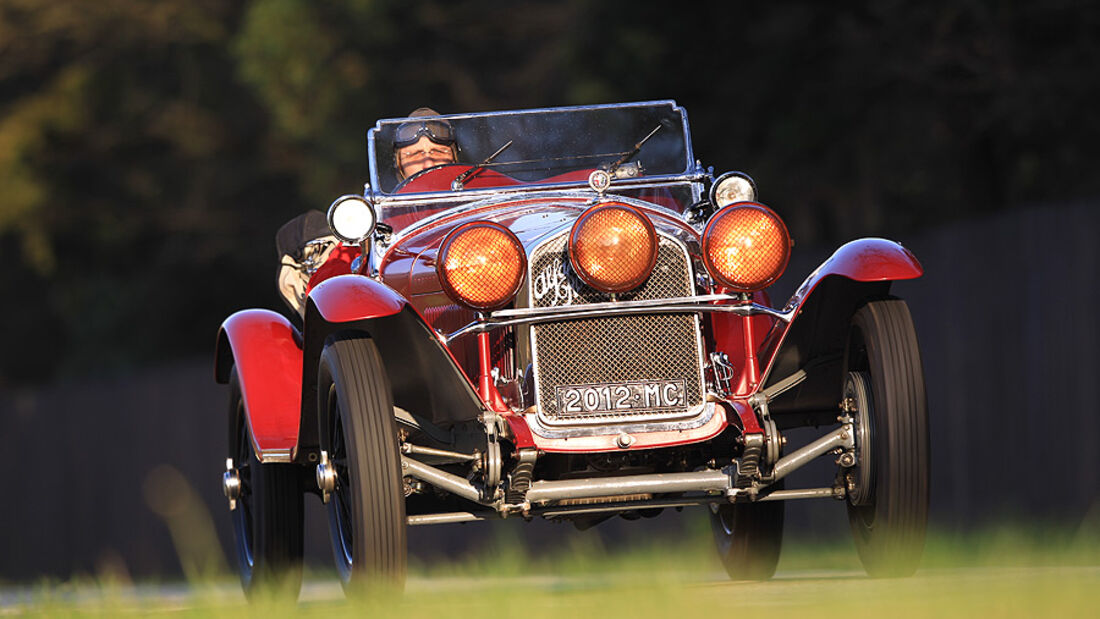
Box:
[452,140,513,191]
[607,125,661,175]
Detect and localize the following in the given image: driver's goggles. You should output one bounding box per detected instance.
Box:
[394,120,455,147]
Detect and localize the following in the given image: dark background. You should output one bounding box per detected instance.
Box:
[1,0,1097,581]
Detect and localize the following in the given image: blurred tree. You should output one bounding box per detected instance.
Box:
[0,0,1097,385]
[231,0,582,202]
[0,0,304,384]
[555,0,1100,242]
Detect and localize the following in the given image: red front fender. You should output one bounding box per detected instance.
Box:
[792,238,922,296]
[215,309,303,461]
[756,238,923,415]
[309,275,407,322]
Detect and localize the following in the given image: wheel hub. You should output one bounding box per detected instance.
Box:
[316,450,338,503]
[843,372,874,506]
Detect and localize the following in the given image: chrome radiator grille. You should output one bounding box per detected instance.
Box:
[529,232,705,425]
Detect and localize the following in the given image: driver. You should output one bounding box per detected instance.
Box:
[393,107,458,180]
[275,107,455,316]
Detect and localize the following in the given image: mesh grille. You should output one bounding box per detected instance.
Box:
[529,232,705,424]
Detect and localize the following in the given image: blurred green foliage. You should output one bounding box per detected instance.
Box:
[13,520,1100,617]
[1,0,1098,384]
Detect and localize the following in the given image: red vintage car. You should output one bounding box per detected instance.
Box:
[215,101,928,597]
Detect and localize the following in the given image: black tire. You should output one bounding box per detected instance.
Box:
[709,483,785,581]
[318,336,407,593]
[845,298,929,577]
[227,369,304,599]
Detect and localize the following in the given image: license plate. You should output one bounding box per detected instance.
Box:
[555,380,686,415]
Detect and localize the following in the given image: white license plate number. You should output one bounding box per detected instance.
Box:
[555,380,686,415]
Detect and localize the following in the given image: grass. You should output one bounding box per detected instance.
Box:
[7,515,1099,618]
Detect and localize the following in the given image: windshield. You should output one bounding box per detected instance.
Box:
[368,102,693,196]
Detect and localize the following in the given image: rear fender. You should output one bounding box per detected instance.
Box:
[299,275,485,460]
[759,239,922,424]
[215,310,304,462]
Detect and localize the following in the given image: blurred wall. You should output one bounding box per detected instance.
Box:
[775,200,1100,541]
[1,201,1097,581]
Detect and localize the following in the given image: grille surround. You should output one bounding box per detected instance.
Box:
[528,230,707,427]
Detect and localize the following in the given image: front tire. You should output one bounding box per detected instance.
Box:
[318,336,407,593]
[845,299,929,577]
[227,369,304,599]
[709,484,785,580]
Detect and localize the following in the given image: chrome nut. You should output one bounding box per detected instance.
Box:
[316,450,338,504]
[222,458,241,511]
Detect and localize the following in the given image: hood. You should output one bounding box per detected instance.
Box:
[379,194,701,299]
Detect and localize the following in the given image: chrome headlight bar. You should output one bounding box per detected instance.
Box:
[443,293,793,343]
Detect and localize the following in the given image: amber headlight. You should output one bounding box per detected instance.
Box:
[702,202,791,292]
[568,203,658,294]
[437,222,526,311]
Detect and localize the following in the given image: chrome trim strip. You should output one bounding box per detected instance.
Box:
[445,295,791,343]
[376,176,707,209]
[524,401,717,439]
[500,293,786,319]
[255,447,294,464]
[531,402,708,429]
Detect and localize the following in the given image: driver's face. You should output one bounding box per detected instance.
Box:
[397,136,455,178]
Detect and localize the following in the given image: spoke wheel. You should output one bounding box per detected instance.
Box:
[318,336,406,593]
[709,481,785,581]
[845,299,929,577]
[227,369,304,599]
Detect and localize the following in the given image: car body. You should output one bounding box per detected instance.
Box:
[216,101,930,596]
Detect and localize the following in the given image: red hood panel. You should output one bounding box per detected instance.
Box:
[381,197,699,298]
